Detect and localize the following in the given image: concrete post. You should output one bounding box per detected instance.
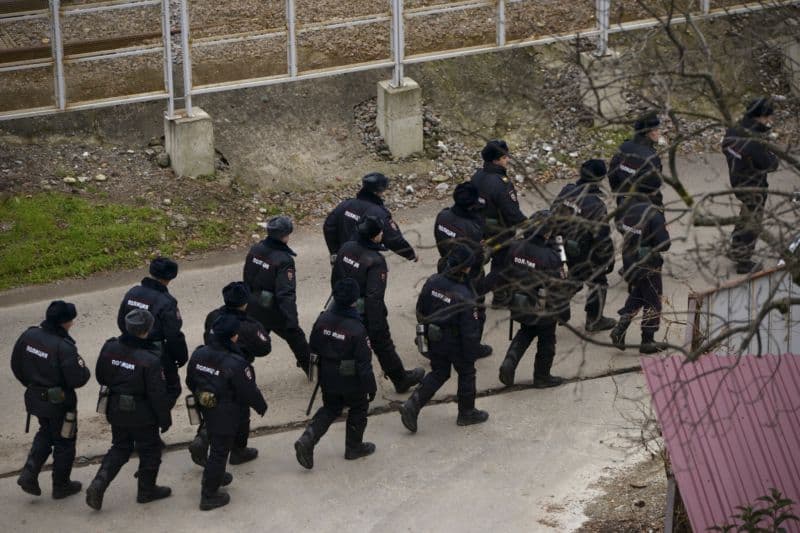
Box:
[579,49,627,124]
[376,77,423,158]
[164,107,215,177]
[784,38,800,98]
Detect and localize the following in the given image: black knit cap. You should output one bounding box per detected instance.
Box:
[149,257,178,280]
[446,244,475,270]
[744,97,775,118]
[361,172,389,193]
[211,314,240,340]
[267,216,293,239]
[45,300,77,325]
[125,309,154,337]
[580,159,607,182]
[634,112,661,133]
[357,215,384,239]
[481,139,509,162]
[222,281,250,307]
[453,182,480,208]
[333,278,361,307]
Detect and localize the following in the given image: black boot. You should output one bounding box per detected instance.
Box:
[456,408,489,426]
[188,427,209,467]
[294,428,316,470]
[136,470,171,504]
[221,472,233,487]
[585,286,617,332]
[17,468,41,496]
[344,442,376,460]
[228,447,258,465]
[610,317,631,350]
[476,344,493,359]
[52,480,82,500]
[586,316,617,332]
[491,288,511,309]
[200,489,230,511]
[639,331,666,354]
[399,389,422,433]
[85,461,118,511]
[498,340,525,387]
[532,374,565,388]
[392,367,424,394]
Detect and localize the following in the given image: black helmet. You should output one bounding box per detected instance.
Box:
[356,215,384,239]
[362,172,389,194]
[481,140,509,162]
[634,111,661,134]
[744,97,775,118]
[267,215,294,238]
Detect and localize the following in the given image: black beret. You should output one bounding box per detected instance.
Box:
[580,159,607,182]
[480,139,509,162]
[745,97,774,118]
[45,300,77,325]
[149,257,178,280]
[634,112,661,133]
[211,314,240,340]
[267,216,293,238]
[453,182,480,208]
[357,215,384,239]
[125,309,154,337]
[446,244,475,270]
[222,281,250,307]
[361,172,389,193]
[333,278,361,307]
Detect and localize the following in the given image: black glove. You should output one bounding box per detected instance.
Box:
[367,391,376,402]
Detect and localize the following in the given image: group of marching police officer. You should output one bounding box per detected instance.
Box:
[10,97,779,512]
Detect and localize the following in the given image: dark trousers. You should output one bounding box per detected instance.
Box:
[23,414,75,486]
[234,405,250,450]
[416,352,476,413]
[509,323,557,378]
[162,360,181,408]
[731,190,767,262]
[618,269,663,341]
[570,269,609,319]
[486,247,511,300]
[267,325,311,368]
[203,433,234,495]
[94,425,161,485]
[307,392,369,450]
[364,316,406,381]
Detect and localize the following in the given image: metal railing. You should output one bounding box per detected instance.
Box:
[0,0,797,121]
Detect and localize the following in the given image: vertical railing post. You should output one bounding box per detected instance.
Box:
[179,0,193,115]
[701,0,710,14]
[50,0,66,110]
[286,0,297,77]
[496,0,506,47]
[595,0,610,56]
[161,0,175,118]
[390,0,404,87]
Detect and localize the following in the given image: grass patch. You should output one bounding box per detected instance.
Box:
[0,193,231,290]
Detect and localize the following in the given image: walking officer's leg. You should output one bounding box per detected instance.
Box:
[294,393,344,470]
[344,395,374,461]
[532,323,564,388]
[399,354,451,433]
[454,357,487,426]
[17,416,54,496]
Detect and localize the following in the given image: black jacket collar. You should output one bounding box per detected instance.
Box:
[357,189,384,206]
[263,236,297,257]
[633,133,656,149]
[331,304,361,320]
[483,162,507,176]
[451,205,482,220]
[356,235,386,251]
[40,321,72,340]
[574,179,603,192]
[142,277,169,293]
[740,116,770,134]
[119,333,157,350]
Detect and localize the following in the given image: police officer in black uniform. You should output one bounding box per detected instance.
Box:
[294,278,377,469]
[188,281,272,467]
[117,257,187,406]
[324,172,418,263]
[86,309,172,511]
[187,315,268,511]
[609,175,671,354]
[11,300,90,499]
[243,216,311,375]
[434,182,492,357]
[332,215,424,393]
[722,97,779,274]
[471,140,527,307]
[497,211,572,388]
[399,245,488,432]
[551,159,616,332]
[609,112,664,224]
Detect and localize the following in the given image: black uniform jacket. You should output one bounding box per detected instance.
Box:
[470,162,526,237]
[722,117,779,189]
[186,341,267,436]
[416,272,482,361]
[204,306,271,363]
[243,237,301,330]
[609,135,663,214]
[96,334,172,429]
[310,305,376,396]
[332,236,390,331]
[434,204,486,277]
[117,277,188,369]
[503,235,572,326]
[618,195,671,278]
[323,189,416,261]
[11,321,90,418]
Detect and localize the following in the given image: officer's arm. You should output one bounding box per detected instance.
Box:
[382,215,417,261]
[495,185,527,227]
[202,311,214,346]
[145,359,172,431]
[608,153,623,192]
[10,336,27,386]
[354,330,377,395]
[116,299,127,334]
[242,250,259,292]
[232,364,268,416]
[185,350,199,391]
[274,262,300,329]
[240,319,272,358]
[649,211,671,252]
[323,206,342,254]
[752,143,779,173]
[365,265,389,328]
[458,301,483,361]
[58,342,91,389]
[161,304,188,367]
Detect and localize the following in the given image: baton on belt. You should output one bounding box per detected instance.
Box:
[305,380,321,416]
[25,413,31,433]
